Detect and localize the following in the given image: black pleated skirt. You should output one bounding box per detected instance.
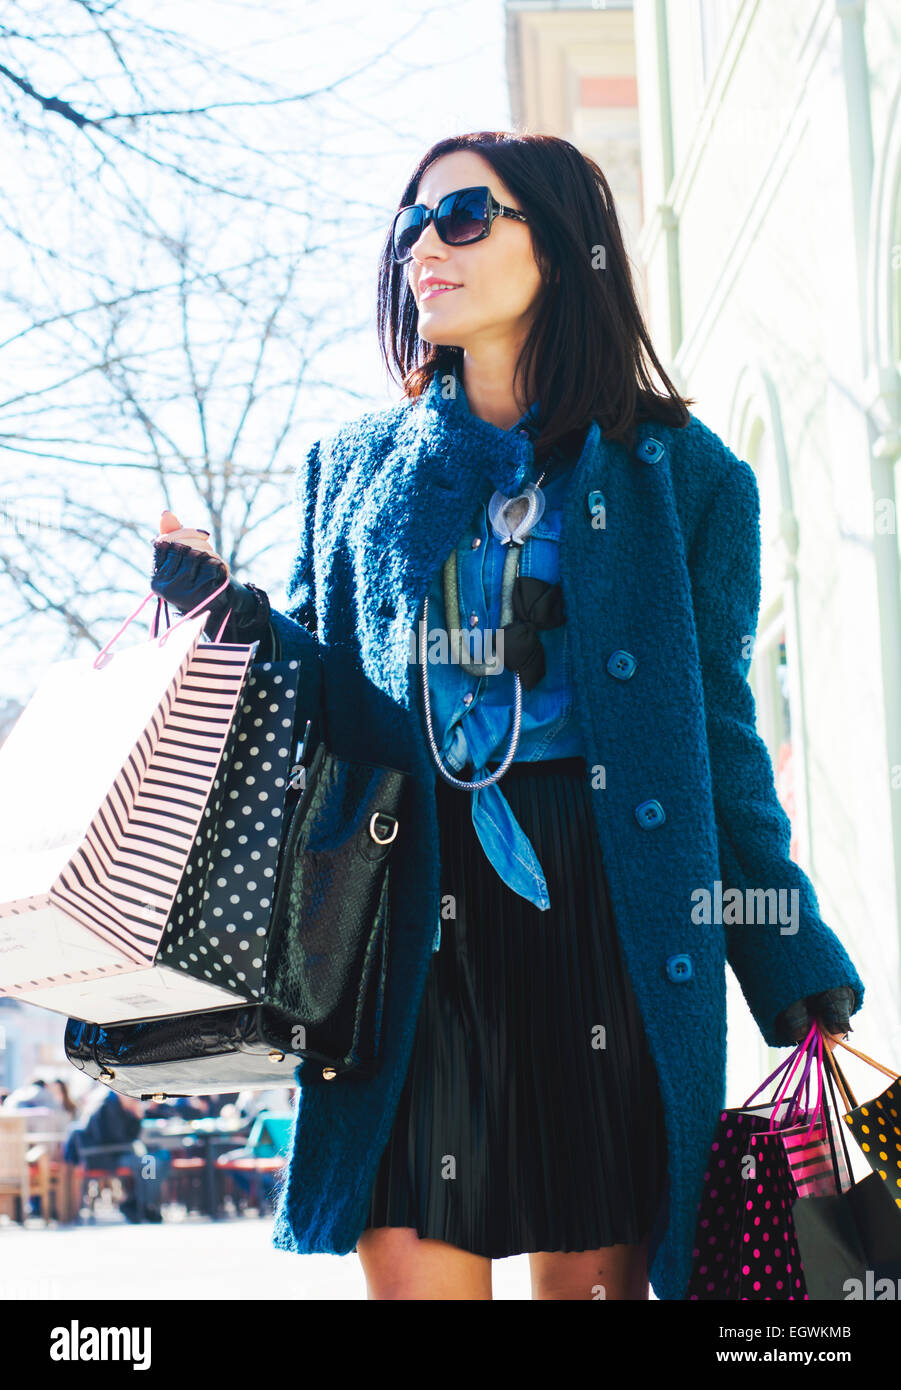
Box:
[364,755,669,1257]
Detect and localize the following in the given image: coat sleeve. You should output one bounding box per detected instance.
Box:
[687,450,865,1047]
[268,438,322,662]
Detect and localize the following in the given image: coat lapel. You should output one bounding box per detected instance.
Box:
[352,372,540,705]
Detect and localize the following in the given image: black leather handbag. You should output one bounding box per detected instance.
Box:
[64,1005,302,1096]
[64,630,409,1095]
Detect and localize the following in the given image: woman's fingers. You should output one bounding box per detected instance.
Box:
[155,526,216,550]
[153,510,229,578]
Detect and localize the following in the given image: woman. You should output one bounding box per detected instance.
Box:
[151,131,865,1300]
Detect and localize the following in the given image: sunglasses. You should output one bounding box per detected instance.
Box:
[391,185,528,264]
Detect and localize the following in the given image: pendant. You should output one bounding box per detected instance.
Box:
[487,483,545,546]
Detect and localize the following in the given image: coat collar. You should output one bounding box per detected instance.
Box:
[350,366,669,712]
[409,363,609,499]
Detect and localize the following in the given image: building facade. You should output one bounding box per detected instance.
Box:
[505,0,901,1102]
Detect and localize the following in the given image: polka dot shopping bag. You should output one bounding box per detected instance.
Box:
[158,652,319,1001]
[830,1037,901,1210]
[687,1024,823,1300]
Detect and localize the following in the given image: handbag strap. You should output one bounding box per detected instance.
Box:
[833,1037,901,1082]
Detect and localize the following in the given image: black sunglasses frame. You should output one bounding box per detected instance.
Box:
[391,185,528,264]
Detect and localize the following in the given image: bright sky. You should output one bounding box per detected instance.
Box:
[1,0,514,699]
[149,0,514,406]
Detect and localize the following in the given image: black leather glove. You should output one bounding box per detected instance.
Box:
[150,539,273,651]
[774,985,856,1045]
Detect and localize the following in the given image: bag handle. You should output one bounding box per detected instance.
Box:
[832,1037,900,1082]
[768,1022,824,1135]
[824,1043,858,1110]
[821,1037,856,1192]
[92,578,233,669]
[799,1027,827,1143]
[765,1020,820,1128]
[744,1018,818,1108]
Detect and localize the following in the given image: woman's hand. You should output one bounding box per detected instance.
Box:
[151,510,232,622]
[774,985,856,1049]
[150,508,273,649]
[154,510,230,577]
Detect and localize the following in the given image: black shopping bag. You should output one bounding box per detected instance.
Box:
[792,1047,901,1298]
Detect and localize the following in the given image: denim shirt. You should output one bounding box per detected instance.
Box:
[422,382,583,915]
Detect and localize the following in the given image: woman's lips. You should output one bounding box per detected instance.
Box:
[420,284,461,302]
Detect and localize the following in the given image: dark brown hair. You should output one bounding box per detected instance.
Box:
[376,131,694,460]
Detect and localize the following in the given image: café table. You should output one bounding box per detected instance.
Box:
[141,1116,249,1219]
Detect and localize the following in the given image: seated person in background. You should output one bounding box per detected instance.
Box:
[63,1088,168,1224]
[3,1071,77,1118]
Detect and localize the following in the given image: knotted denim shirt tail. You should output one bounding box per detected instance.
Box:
[424,373,582,912]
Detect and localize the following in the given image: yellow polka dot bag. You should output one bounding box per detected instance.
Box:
[831,1038,901,1208]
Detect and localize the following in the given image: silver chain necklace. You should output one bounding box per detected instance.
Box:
[420,466,547,791]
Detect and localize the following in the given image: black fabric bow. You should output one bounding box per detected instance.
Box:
[499,575,565,691]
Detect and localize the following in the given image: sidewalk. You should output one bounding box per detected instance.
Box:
[0,1214,535,1300]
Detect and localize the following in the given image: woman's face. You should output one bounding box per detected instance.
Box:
[405,151,545,354]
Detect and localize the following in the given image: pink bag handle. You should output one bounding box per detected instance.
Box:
[781,1036,818,1128]
[744,1017,818,1109]
[766,1019,819,1131]
[92,575,232,669]
[801,1028,827,1143]
[766,1022,828,1139]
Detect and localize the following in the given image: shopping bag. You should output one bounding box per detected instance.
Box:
[830,1038,901,1210]
[688,1107,808,1299]
[778,1027,852,1197]
[688,1023,819,1299]
[157,653,312,997]
[0,590,255,1023]
[739,1128,808,1298]
[791,1046,901,1298]
[62,620,409,1094]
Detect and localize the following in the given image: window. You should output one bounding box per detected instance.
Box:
[695,0,743,87]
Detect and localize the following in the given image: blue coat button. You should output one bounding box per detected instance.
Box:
[587,490,606,525]
[606,650,637,679]
[637,436,665,464]
[635,798,666,828]
[666,953,693,982]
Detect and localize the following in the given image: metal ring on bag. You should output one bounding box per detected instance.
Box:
[369,811,398,845]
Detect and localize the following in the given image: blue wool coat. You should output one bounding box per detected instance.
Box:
[266,370,865,1300]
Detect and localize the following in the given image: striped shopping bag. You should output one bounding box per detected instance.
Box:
[0,591,256,1023]
[779,1029,852,1197]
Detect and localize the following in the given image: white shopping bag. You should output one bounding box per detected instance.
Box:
[0,588,256,1023]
